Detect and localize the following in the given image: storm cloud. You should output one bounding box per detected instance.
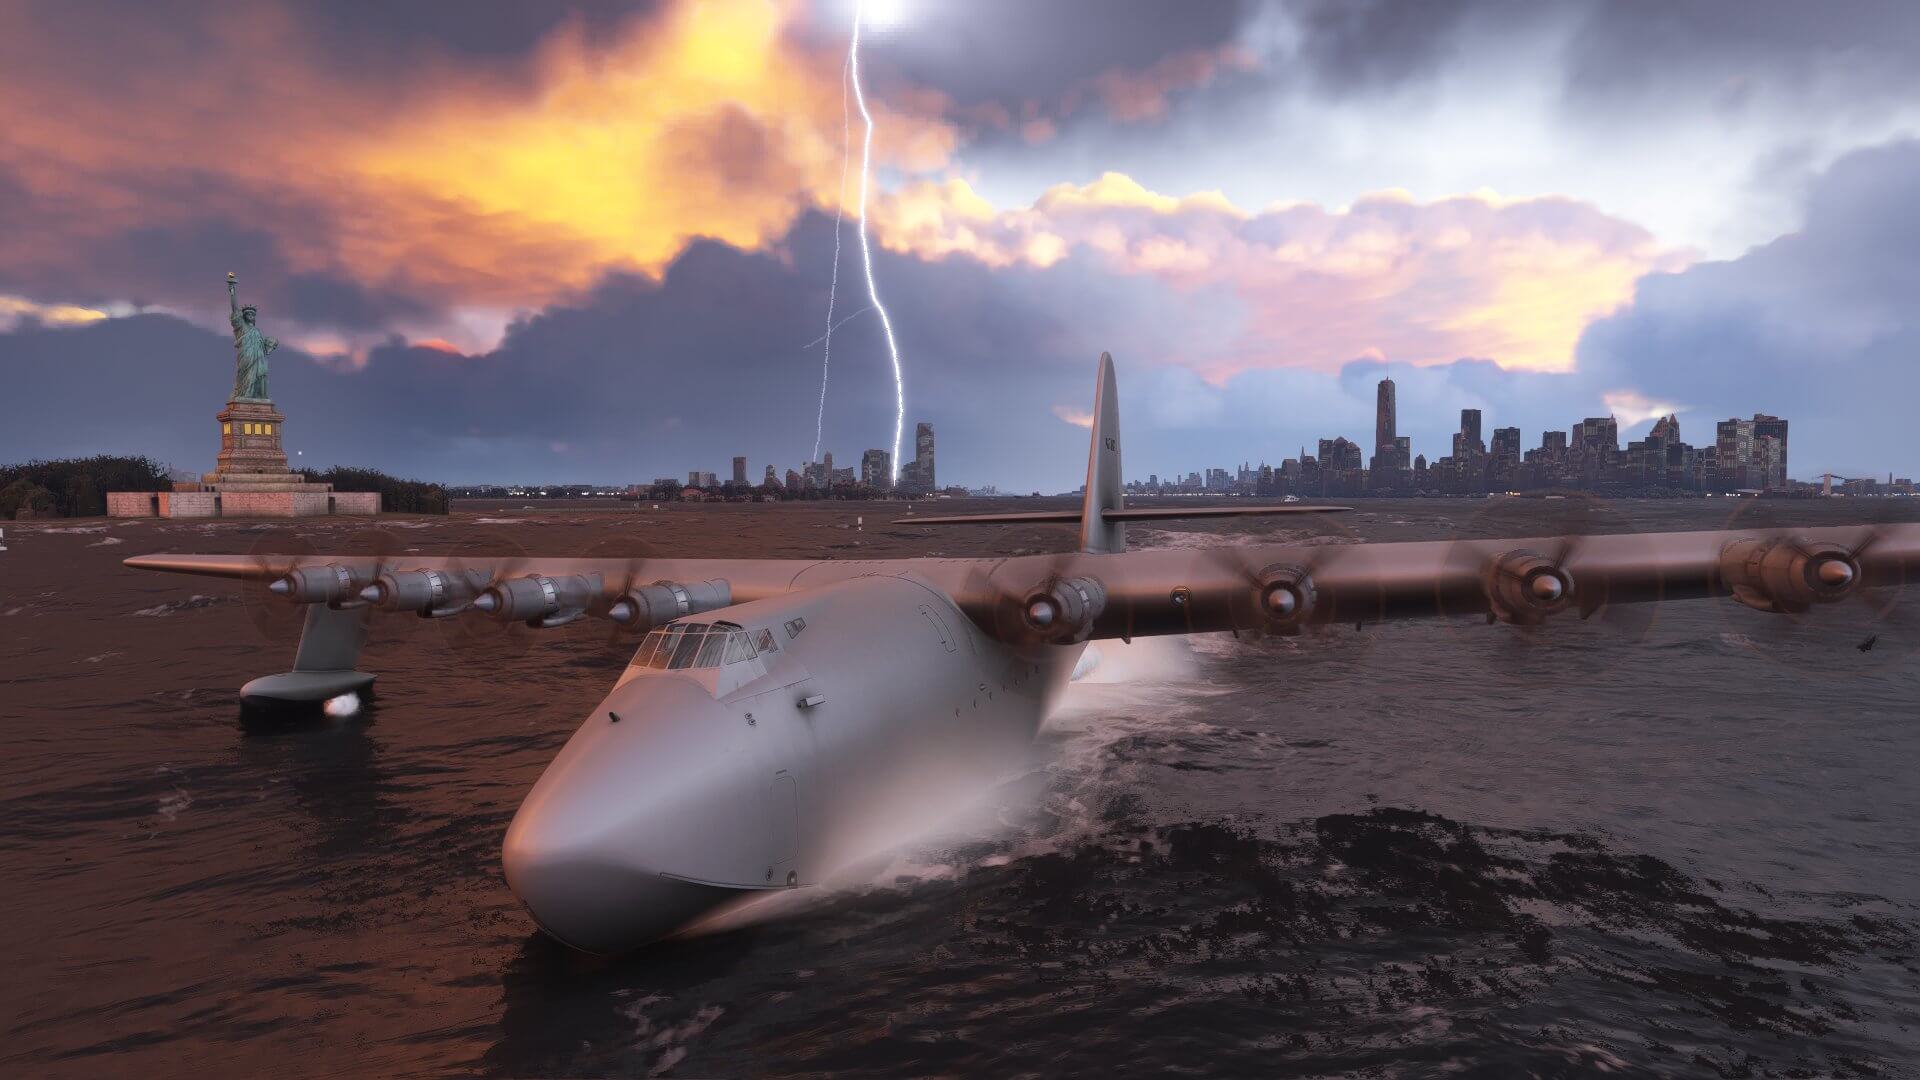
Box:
[3,2,1918,489]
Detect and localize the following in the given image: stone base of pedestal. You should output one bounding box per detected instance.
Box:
[221,491,335,517]
[109,487,387,518]
[157,491,220,518]
[107,492,160,517]
[105,392,386,518]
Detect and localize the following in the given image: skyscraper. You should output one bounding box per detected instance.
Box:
[1751,414,1788,489]
[1459,409,1483,451]
[731,456,747,485]
[1375,377,1396,453]
[1713,414,1788,490]
[901,422,936,493]
[860,448,892,489]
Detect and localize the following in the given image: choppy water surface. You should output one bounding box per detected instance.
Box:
[4,498,1920,1077]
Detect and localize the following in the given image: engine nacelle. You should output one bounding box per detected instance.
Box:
[1719,537,1858,614]
[1483,549,1574,625]
[474,573,600,624]
[361,568,474,617]
[606,579,732,631]
[1255,563,1317,633]
[269,563,367,606]
[1022,576,1106,643]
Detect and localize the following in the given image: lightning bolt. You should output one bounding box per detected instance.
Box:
[812,53,851,465]
[848,1,906,482]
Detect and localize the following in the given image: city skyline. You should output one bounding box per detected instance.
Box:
[581,384,1914,500]
[1129,378,1914,498]
[6,3,1920,492]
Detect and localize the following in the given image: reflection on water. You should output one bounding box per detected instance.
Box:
[235,698,405,861]
[6,499,1920,1076]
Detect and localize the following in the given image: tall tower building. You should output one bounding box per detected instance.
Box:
[1751,415,1788,489]
[1459,409,1483,451]
[905,422,936,492]
[1375,377,1397,453]
[731,456,747,485]
[860,448,892,489]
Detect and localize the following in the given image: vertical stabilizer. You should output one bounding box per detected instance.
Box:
[1079,352,1124,553]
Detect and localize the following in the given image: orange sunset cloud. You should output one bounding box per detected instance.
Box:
[0,0,1687,380]
[869,176,1691,378]
[0,0,956,330]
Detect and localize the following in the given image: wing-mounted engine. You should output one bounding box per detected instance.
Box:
[270,563,378,608]
[360,567,483,618]
[1717,536,1859,613]
[473,573,603,628]
[1252,563,1318,632]
[1019,576,1107,644]
[607,579,733,633]
[1480,549,1576,625]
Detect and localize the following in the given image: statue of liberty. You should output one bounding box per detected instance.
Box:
[227,271,278,400]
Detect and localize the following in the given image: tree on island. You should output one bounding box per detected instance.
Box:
[0,455,171,518]
[294,465,449,514]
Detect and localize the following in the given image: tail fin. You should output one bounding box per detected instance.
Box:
[1079,352,1124,554]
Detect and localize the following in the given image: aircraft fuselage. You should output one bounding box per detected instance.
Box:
[501,572,1080,953]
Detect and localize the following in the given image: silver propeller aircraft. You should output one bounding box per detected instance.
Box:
[127,354,1920,953]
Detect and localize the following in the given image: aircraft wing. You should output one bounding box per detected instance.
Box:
[123,521,1920,650]
[928,523,1920,644]
[121,551,817,629]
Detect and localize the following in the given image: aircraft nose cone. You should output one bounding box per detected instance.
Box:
[502,839,729,954]
[502,678,761,953]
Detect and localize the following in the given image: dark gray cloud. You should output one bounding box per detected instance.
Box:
[291,0,657,62]
[1560,1,1920,106]
[1578,139,1920,480]
[0,213,1128,488]
[0,164,424,332]
[12,130,1920,492]
[4,1,659,83]
[1283,0,1491,96]
[1259,0,1920,106]
[799,1,1252,114]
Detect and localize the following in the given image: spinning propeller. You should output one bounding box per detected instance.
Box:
[1436,496,1660,664]
[239,529,315,646]
[962,550,1108,650]
[1192,510,1366,639]
[433,536,535,664]
[245,525,403,644]
[1711,499,1914,676]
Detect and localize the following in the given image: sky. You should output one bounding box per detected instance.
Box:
[4,0,1920,490]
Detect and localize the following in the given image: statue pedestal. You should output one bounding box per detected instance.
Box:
[214,398,290,477]
[109,396,379,518]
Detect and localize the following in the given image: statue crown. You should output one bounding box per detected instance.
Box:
[241,304,258,314]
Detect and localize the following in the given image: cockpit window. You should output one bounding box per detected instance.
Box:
[668,627,708,669]
[693,631,728,668]
[630,621,759,672]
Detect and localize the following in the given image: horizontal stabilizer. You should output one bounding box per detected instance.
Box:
[893,505,1352,526]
